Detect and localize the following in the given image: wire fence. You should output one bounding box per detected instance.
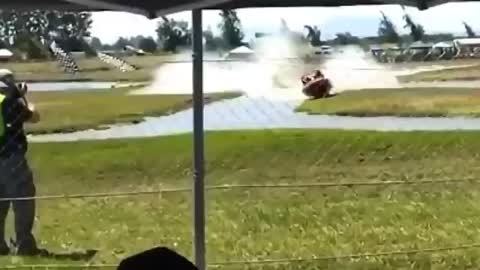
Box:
[9,125,480,269]
[0,177,479,202]
[0,171,478,269]
[3,242,480,269]
[3,48,480,269]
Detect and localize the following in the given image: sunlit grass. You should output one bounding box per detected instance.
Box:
[297,88,480,117]
[398,64,480,83]
[2,130,480,268]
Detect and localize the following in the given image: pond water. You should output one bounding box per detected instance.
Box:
[30,95,480,143]
[28,82,114,91]
[26,82,144,92]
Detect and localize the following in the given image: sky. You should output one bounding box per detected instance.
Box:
[90,2,480,44]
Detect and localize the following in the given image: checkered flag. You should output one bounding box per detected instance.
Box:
[97,52,137,72]
[49,41,80,74]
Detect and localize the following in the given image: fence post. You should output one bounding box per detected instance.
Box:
[192,8,206,270]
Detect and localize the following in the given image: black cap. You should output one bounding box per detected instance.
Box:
[117,247,199,270]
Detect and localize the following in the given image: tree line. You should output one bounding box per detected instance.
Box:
[0,10,94,59]
[89,10,248,53]
[155,10,246,52]
[0,9,249,58]
[0,8,478,60]
[377,6,476,44]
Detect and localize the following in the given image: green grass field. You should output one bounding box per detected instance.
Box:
[398,64,480,83]
[3,54,177,82]
[26,88,240,134]
[297,88,480,117]
[3,130,480,269]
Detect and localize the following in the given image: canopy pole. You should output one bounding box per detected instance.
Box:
[192,8,206,270]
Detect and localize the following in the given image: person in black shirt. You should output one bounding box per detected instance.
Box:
[0,69,41,256]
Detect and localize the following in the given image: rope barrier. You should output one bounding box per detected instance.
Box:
[0,178,478,202]
[207,178,480,190]
[3,242,480,269]
[1,264,117,269]
[210,242,480,267]
[0,187,191,202]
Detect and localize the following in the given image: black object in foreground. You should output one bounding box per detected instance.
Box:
[118,247,198,270]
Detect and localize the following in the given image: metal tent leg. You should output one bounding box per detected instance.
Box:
[192,8,206,270]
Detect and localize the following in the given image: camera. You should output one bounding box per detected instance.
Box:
[16,82,28,97]
[0,84,24,99]
[2,82,27,99]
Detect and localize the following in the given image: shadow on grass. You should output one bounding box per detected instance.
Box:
[298,110,451,118]
[13,249,98,261]
[296,105,460,117]
[303,93,339,101]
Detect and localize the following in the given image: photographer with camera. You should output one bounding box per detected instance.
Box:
[0,69,42,256]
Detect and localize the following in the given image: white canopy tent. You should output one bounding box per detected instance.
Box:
[454,38,480,46]
[408,41,434,50]
[225,46,256,60]
[0,49,14,60]
[433,41,454,48]
[453,38,480,58]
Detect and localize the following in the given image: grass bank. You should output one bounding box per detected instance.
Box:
[3,54,177,82]
[27,88,240,134]
[398,64,480,83]
[297,87,480,117]
[4,130,480,268]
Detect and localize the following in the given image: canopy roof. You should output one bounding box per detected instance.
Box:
[433,41,454,48]
[408,41,434,49]
[0,0,465,18]
[229,46,255,54]
[454,38,480,45]
[0,49,13,58]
